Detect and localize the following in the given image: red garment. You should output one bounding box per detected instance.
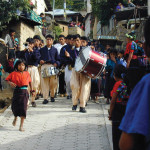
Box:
[5,71,31,87]
[8,60,14,69]
[124,42,134,56]
[111,81,122,97]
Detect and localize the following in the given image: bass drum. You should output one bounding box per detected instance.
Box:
[75,47,107,78]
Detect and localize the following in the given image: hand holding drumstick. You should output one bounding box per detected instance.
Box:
[65,50,70,57]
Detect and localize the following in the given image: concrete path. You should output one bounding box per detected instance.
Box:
[0,97,112,150]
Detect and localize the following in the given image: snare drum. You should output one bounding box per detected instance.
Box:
[41,66,59,78]
[75,47,107,78]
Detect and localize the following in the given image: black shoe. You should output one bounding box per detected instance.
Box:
[43,99,49,104]
[67,96,70,99]
[86,103,88,106]
[39,94,43,98]
[31,102,36,107]
[79,107,87,113]
[72,105,77,111]
[35,95,39,100]
[51,97,55,102]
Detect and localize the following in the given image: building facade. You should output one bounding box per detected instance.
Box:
[31,0,47,15]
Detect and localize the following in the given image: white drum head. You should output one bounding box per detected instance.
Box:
[75,47,91,72]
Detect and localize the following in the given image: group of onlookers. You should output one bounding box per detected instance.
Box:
[69,21,85,30]
[116,0,146,12]
[104,18,150,150]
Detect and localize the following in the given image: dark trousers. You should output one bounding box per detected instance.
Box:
[127,59,146,91]
[8,49,15,58]
[104,74,115,99]
[112,123,121,150]
[112,103,127,150]
[59,72,66,94]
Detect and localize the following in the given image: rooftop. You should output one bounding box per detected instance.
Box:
[45,9,80,16]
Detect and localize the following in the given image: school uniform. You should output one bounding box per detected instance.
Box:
[55,43,67,96]
[61,46,91,112]
[54,43,67,55]
[40,46,60,102]
[60,44,73,98]
[21,47,41,103]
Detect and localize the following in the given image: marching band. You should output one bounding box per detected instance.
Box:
[2,31,149,115]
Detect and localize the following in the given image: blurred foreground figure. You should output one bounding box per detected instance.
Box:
[119,17,150,150]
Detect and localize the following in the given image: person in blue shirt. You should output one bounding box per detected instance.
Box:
[118,50,127,67]
[116,2,124,12]
[119,17,150,150]
[104,49,118,104]
[40,34,60,104]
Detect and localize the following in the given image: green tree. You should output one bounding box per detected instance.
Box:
[51,0,85,11]
[0,0,31,30]
[71,0,86,11]
[50,0,73,9]
[53,26,62,40]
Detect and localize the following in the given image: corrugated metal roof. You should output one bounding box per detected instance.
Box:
[45,9,80,16]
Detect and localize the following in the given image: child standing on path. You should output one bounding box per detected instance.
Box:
[108,64,129,150]
[5,59,35,132]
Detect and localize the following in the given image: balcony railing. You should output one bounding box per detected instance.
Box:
[30,10,42,24]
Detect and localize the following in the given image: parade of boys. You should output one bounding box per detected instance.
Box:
[0,16,150,150]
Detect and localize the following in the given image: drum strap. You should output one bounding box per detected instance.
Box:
[80,52,87,65]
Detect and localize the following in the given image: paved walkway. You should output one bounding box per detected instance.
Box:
[0,97,112,150]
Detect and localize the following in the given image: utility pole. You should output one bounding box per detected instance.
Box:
[148,0,150,16]
[53,0,55,20]
[64,0,66,21]
[52,0,55,39]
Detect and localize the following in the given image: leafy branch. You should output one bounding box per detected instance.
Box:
[0,0,31,31]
